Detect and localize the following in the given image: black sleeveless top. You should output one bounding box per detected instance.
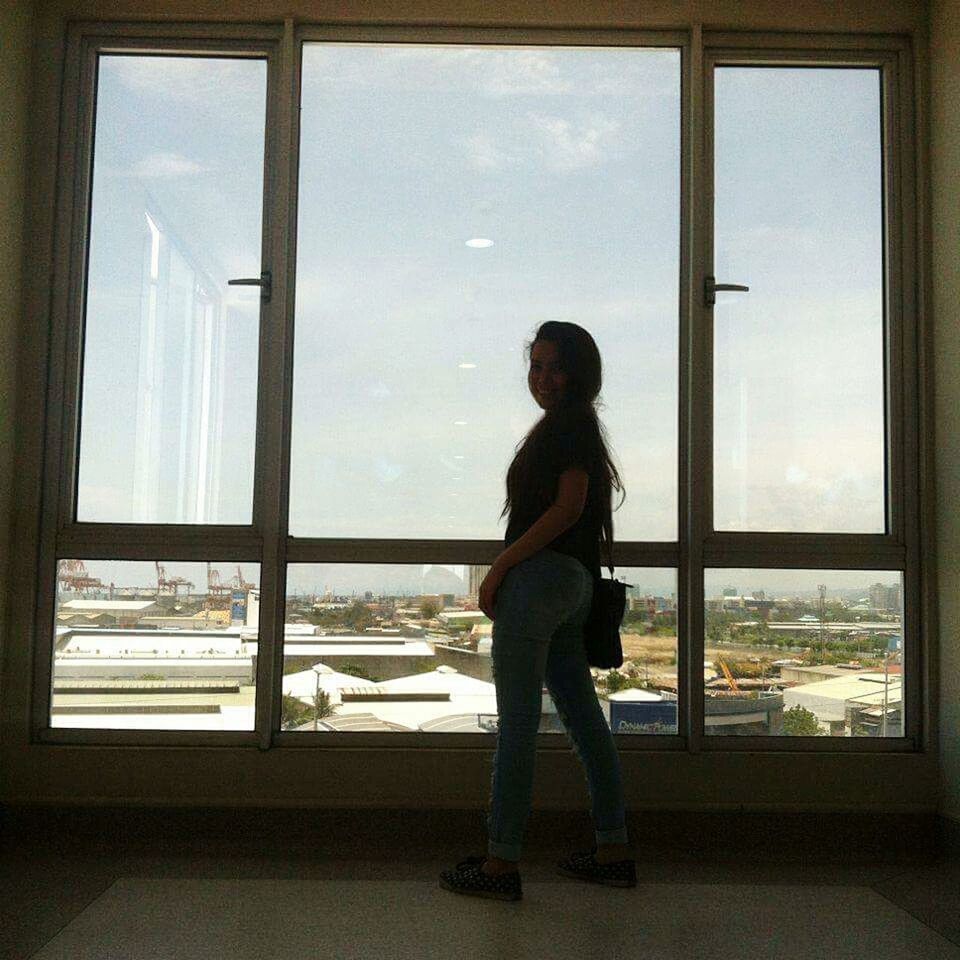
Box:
[503,405,607,579]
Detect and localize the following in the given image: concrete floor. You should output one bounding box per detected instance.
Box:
[2,808,959,960]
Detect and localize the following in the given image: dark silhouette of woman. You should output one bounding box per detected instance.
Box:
[440,321,636,901]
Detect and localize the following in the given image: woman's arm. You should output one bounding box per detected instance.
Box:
[493,468,589,574]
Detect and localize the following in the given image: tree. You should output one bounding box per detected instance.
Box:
[705,618,729,648]
[604,670,629,693]
[312,688,334,723]
[419,599,441,620]
[622,609,648,628]
[306,608,342,627]
[339,661,377,681]
[281,693,316,730]
[781,704,822,736]
[344,600,373,631]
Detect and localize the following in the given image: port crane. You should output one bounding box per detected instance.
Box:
[154,561,194,597]
[203,562,232,613]
[57,559,103,595]
[231,566,255,592]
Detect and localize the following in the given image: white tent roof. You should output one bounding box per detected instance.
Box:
[376,665,494,696]
[283,665,378,704]
[333,694,499,731]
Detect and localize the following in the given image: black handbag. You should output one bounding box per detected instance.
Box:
[584,562,632,669]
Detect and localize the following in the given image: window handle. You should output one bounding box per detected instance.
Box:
[228,269,272,303]
[705,274,749,307]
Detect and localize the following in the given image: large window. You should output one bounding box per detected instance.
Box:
[77,55,266,524]
[35,25,919,752]
[712,66,885,533]
[290,44,680,540]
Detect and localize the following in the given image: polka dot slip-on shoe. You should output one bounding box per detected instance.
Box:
[557,849,637,888]
[439,855,523,901]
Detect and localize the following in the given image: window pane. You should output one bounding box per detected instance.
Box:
[704,569,903,737]
[53,560,261,729]
[291,44,680,539]
[283,563,676,735]
[76,56,266,523]
[713,67,885,532]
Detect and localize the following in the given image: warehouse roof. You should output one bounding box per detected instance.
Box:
[60,600,156,611]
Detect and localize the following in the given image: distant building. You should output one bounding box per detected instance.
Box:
[710,594,776,619]
[869,582,901,612]
[468,565,492,597]
[59,599,158,629]
[783,672,902,736]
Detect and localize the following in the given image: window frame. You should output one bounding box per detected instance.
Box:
[31,20,925,757]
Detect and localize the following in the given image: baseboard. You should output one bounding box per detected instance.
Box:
[0,803,948,863]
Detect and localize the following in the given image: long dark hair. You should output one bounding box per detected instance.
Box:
[500,321,625,566]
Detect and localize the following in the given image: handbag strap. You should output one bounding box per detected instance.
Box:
[596,560,615,579]
[598,532,615,579]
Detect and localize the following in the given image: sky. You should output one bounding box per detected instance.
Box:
[72,46,886,592]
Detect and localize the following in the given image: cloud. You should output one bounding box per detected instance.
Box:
[466,49,572,95]
[463,112,622,172]
[529,113,621,171]
[304,46,573,96]
[132,152,206,179]
[463,132,520,169]
[104,54,265,103]
[302,44,679,100]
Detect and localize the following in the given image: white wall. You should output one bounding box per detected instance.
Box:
[0,0,35,716]
[930,0,960,824]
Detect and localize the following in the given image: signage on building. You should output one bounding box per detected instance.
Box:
[609,701,678,734]
[231,590,247,624]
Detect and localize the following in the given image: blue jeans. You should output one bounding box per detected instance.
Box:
[486,548,629,861]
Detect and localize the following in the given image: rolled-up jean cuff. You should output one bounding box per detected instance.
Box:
[596,826,630,846]
[487,839,523,861]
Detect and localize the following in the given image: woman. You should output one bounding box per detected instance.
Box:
[439,321,636,902]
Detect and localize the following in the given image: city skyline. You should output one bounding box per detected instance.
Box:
[61,560,900,601]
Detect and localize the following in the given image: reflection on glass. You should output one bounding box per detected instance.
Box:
[283,563,676,735]
[713,67,885,532]
[291,44,680,540]
[76,56,266,523]
[52,559,261,729]
[703,569,903,737]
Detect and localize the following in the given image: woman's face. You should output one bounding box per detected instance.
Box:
[528,339,568,411]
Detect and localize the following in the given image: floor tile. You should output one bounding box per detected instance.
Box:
[870,858,960,947]
[29,878,960,960]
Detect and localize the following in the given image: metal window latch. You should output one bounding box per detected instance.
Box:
[705,274,749,307]
[228,269,272,303]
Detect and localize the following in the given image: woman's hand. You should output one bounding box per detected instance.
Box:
[479,564,507,620]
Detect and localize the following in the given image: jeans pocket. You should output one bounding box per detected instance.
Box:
[495,561,582,638]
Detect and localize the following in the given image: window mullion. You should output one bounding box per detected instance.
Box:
[682,23,708,754]
[250,20,300,750]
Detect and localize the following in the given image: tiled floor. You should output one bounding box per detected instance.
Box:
[2,812,959,960]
